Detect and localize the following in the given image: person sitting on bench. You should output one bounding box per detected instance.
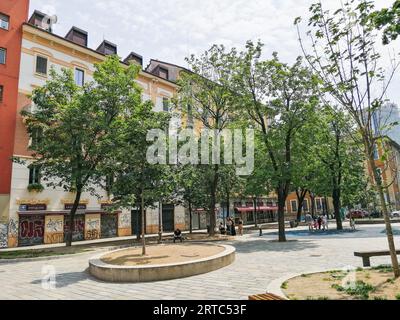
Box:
[219,223,226,235]
[174,228,183,243]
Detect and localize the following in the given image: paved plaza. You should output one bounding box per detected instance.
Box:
[0,224,399,300]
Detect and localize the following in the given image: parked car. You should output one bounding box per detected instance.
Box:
[346,210,369,219]
[391,211,400,218]
[370,210,382,218]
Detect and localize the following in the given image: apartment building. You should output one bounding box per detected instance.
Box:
[0,0,186,248]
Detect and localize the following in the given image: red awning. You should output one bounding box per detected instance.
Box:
[235,206,278,213]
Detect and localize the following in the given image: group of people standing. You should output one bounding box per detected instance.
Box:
[305,213,329,231]
[219,217,244,236]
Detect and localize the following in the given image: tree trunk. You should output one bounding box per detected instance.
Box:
[296,189,307,222]
[209,195,216,236]
[158,201,163,243]
[208,165,219,236]
[66,190,82,247]
[332,188,343,230]
[188,200,193,234]
[141,193,146,256]
[277,187,287,242]
[310,192,316,218]
[226,190,230,219]
[253,197,258,228]
[136,202,141,240]
[368,154,400,277]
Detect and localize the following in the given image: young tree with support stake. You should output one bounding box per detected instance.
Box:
[295,0,400,277]
[21,56,144,247]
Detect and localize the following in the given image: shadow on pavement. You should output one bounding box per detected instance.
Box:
[232,239,319,254]
[31,269,91,288]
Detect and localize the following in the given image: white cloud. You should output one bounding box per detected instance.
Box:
[30,0,400,102]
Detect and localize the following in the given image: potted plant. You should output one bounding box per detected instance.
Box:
[27,183,44,193]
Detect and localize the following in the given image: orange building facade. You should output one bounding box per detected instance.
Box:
[0,0,30,247]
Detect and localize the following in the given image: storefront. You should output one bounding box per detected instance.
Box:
[234,206,278,225]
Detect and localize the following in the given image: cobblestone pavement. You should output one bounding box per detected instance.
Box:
[0,224,399,300]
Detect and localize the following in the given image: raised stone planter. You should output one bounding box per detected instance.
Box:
[89,243,236,283]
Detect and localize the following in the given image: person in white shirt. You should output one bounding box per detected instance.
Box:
[322,214,328,231]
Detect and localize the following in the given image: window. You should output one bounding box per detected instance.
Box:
[187,104,194,128]
[29,165,41,185]
[291,200,298,213]
[162,97,170,112]
[375,168,383,184]
[0,85,3,103]
[30,127,43,149]
[159,67,169,80]
[0,13,9,30]
[35,56,48,75]
[316,198,323,211]
[373,144,379,160]
[0,48,6,64]
[74,68,85,86]
[303,199,309,212]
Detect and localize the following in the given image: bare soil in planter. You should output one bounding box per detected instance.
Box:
[101,244,226,266]
[283,266,400,300]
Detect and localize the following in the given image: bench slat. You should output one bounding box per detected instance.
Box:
[354,250,400,257]
[249,293,285,300]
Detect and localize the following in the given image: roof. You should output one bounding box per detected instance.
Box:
[22,23,178,87]
[146,59,192,74]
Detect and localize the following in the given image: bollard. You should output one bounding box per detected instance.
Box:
[259,228,263,236]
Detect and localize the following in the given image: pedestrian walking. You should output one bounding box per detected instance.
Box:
[322,214,328,231]
[238,219,244,236]
[317,215,322,230]
[305,213,313,231]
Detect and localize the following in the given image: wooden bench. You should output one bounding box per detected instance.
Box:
[248,293,286,300]
[354,250,400,267]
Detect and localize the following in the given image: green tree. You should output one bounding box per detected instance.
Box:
[21,56,142,247]
[296,0,400,276]
[110,100,170,255]
[177,45,237,236]
[233,42,320,242]
[176,164,210,233]
[370,0,400,44]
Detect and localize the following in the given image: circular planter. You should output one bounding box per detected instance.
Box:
[89,243,235,283]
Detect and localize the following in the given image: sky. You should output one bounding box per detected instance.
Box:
[30,0,400,102]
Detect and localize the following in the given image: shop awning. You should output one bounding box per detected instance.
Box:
[235,206,278,213]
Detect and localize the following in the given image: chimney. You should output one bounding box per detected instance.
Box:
[96,40,117,56]
[123,52,143,67]
[65,27,88,47]
[28,10,56,33]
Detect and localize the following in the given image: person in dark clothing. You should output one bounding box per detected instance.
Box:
[231,221,237,236]
[226,217,232,235]
[173,229,183,243]
[317,216,322,230]
[219,223,226,235]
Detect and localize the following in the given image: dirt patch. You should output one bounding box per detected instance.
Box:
[284,266,400,300]
[101,244,226,266]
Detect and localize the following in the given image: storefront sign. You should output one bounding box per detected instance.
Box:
[19,204,47,211]
[64,204,87,210]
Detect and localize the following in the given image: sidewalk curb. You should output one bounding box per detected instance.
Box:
[0,244,133,265]
[266,267,351,300]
